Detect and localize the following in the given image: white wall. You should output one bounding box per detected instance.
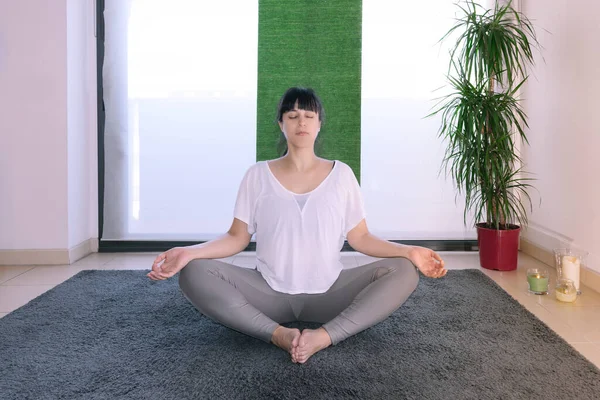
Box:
[521,0,600,272]
[0,0,97,253]
[67,0,97,249]
[0,0,69,249]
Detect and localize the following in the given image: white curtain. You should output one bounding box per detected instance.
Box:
[102,0,486,242]
[102,0,259,240]
[361,0,485,240]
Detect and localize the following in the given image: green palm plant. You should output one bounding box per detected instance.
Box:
[430,0,541,231]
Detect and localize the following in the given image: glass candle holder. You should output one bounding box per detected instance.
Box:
[527,268,549,295]
[555,278,578,303]
[553,248,587,295]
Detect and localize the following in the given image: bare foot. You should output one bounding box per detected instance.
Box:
[271,326,301,362]
[295,328,332,364]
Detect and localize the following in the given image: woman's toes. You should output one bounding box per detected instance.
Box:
[292,333,301,348]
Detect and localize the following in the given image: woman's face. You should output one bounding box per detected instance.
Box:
[278,103,321,149]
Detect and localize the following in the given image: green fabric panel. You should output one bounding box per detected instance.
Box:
[256,0,362,181]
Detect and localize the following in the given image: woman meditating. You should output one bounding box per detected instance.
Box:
[147,87,447,364]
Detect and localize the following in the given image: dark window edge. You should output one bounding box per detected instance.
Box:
[99,240,478,253]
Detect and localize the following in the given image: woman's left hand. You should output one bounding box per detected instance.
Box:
[408,246,447,278]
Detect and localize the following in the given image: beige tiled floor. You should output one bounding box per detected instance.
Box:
[1,251,599,368]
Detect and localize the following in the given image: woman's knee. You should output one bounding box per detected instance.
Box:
[178,259,215,295]
[376,258,419,294]
[403,262,420,292]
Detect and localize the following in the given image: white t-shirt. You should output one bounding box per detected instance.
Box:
[233,160,366,294]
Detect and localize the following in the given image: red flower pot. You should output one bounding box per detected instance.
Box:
[476,222,521,271]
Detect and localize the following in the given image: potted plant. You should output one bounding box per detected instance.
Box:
[430,0,542,270]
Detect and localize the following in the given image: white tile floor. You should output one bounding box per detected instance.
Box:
[1,251,599,368]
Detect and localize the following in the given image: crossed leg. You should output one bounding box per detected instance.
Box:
[178,257,419,363]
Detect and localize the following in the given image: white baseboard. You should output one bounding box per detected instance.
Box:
[522,222,599,272]
[521,222,575,252]
[90,238,99,252]
[68,238,97,263]
[0,238,97,266]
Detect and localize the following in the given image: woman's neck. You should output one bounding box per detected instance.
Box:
[280,149,320,173]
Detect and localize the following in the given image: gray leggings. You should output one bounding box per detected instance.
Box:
[179,257,419,345]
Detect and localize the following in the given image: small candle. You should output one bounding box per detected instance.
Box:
[555,287,577,303]
[561,255,581,292]
[555,279,578,303]
[527,270,549,294]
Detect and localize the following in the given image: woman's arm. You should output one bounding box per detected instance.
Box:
[147,218,251,280]
[185,218,252,260]
[346,219,412,259]
[347,219,447,278]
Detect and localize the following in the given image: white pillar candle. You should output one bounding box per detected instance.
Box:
[561,255,581,292]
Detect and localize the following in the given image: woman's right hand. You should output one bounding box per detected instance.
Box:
[147,247,192,281]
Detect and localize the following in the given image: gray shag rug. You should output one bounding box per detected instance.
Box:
[1,269,599,399]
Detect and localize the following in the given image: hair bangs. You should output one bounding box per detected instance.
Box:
[277,87,324,122]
